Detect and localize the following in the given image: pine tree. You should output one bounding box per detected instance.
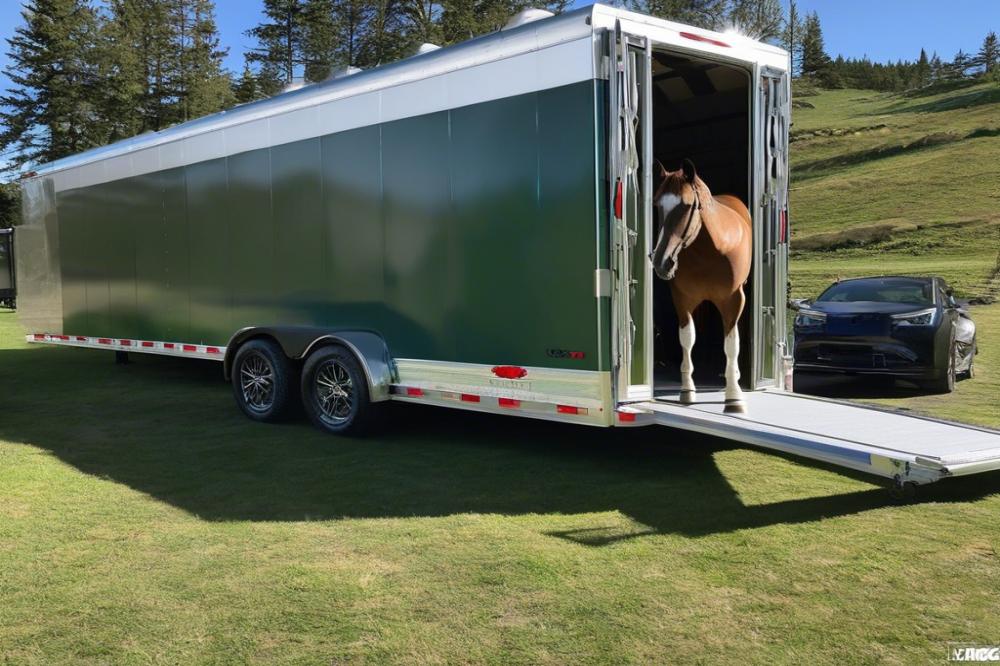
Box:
[626,0,727,32]
[800,11,831,84]
[233,62,262,103]
[726,0,782,41]
[170,0,232,122]
[913,48,930,88]
[948,49,972,80]
[246,0,308,91]
[0,0,105,170]
[302,0,337,81]
[782,0,803,77]
[331,0,372,67]
[979,31,999,75]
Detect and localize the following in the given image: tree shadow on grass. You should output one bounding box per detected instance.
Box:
[1,344,998,542]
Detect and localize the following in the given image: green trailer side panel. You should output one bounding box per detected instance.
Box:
[49,81,605,370]
[161,168,191,341]
[320,126,384,324]
[228,149,275,332]
[58,188,89,334]
[82,184,112,336]
[537,82,604,371]
[105,179,139,340]
[133,171,169,341]
[382,112,455,360]
[186,159,230,343]
[271,139,326,326]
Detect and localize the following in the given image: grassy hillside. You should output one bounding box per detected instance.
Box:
[789,82,1000,300]
[788,82,1000,428]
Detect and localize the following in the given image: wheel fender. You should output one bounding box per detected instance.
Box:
[224,327,395,402]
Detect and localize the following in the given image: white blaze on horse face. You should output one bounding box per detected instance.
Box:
[678,317,696,395]
[657,193,682,222]
[724,326,743,403]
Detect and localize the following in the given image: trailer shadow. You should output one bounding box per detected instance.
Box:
[2,343,999,542]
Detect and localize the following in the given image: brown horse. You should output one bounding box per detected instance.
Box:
[650,159,752,413]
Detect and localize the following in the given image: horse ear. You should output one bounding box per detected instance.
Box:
[681,158,697,183]
[654,159,667,180]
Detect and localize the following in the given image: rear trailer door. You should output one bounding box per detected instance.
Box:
[608,23,653,402]
[636,390,1000,485]
[754,68,790,388]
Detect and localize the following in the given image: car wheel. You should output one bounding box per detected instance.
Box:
[301,345,382,436]
[924,339,956,394]
[232,339,296,422]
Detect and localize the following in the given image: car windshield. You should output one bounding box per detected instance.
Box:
[816,279,934,305]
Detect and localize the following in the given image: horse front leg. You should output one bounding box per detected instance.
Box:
[720,290,747,414]
[678,314,696,404]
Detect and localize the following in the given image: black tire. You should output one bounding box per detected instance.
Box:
[301,345,380,436]
[231,338,296,422]
[924,338,956,394]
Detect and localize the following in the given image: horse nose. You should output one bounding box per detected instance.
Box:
[653,257,676,281]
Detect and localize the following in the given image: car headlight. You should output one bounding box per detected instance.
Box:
[891,308,936,327]
[795,310,827,327]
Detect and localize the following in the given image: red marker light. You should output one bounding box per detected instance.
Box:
[406,387,424,397]
[614,179,623,219]
[498,398,521,408]
[679,31,730,48]
[460,394,480,403]
[492,365,527,380]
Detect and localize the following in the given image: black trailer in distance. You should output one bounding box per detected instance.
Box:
[0,229,14,310]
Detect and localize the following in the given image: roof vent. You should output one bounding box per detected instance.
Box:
[329,66,363,79]
[503,8,554,30]
[413,42,441,56]
[280,80,307,94]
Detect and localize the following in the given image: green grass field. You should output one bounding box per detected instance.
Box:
[2,309,1000,664]
[2,82,999,664]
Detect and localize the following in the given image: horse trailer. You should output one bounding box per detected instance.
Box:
[0,228,14,309]
[15,4,1000,491]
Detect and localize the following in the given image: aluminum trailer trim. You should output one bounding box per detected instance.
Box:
[635,390,1000,484]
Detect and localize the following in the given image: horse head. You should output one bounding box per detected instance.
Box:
[649,158,705,281]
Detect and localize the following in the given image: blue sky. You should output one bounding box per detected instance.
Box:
[0,1,997,88]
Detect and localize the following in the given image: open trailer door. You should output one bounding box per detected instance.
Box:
[608,22,653,402]
[753,67,790,389]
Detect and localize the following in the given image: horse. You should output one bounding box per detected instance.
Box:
[649,159,752,414]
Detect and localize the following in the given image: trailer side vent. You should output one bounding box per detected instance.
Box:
[503,8,554,30]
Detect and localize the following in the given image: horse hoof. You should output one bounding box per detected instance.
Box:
[679,390,696,404]
[724,400,747,414]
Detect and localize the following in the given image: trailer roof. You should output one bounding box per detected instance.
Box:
[26,4,787,182]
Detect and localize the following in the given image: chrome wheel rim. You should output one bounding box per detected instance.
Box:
[315,360,354,426]
[240,353,275,413]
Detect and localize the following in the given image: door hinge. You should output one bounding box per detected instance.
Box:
[595,268,612,298]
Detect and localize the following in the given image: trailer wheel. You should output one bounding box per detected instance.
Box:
[301,345,379,436]
[231,339,295,422]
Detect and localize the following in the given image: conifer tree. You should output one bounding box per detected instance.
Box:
[233,62,263,103]
[0,0,105,170]
[800,11,831,83]
[302,0,338,81]
[246,0,308,91]
[979,31,999,75]
[726,0,782,41]
[626,0,726,32]
[170,0,232,122]
[782,0,803,77]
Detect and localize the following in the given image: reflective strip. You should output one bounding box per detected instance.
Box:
[26,333,227,361]
[498,398,521,408]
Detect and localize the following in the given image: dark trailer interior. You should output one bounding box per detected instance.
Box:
[649,49,753,393]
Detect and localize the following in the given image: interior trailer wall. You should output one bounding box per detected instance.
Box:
[649,51,752,389]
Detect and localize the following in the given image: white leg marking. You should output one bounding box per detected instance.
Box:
[679,317,696,399]
[724,326,743,404]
